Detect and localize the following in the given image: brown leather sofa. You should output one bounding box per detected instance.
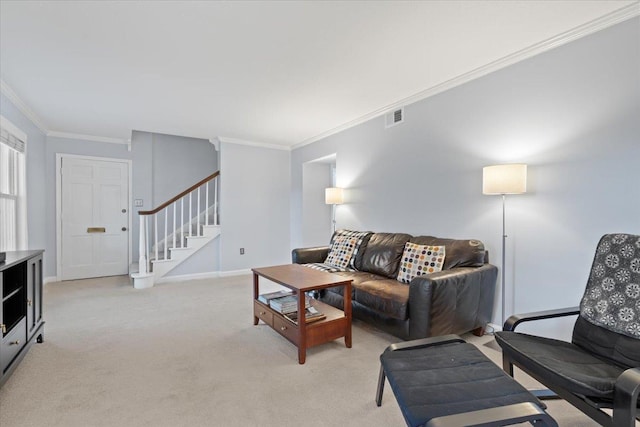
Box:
[292,231,498,340]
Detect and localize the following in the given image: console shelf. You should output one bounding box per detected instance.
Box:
[0,250,44,387]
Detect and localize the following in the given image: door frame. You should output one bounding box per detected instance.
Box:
[56,153,133,281]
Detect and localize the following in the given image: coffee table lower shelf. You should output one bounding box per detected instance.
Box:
[254,299,351,363]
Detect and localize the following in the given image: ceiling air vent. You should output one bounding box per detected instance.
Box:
[385,108,404,128]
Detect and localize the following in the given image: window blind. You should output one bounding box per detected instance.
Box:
[0,127,26,153]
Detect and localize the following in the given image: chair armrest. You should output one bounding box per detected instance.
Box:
[613,367,640,425]
[503,307,580,332]
[291,246,329,264]
[383,334,465,353]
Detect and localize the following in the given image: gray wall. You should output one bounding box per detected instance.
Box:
[1,93,47,261]
[151,132,218,207]
[130,130,218,270]
[219,142,291,272]
[291,17,640,336]
[45,136,132,278]
[0,95,220,279]
[302,161,333,246]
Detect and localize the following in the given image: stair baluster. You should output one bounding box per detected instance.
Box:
[132,171,220,289]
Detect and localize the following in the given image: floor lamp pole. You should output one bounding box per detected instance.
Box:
[331,204,336,233]
[501,194,507,328]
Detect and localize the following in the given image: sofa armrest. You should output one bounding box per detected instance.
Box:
[291,246,329,264]
[408,263,498,339]
[503,307,580,332]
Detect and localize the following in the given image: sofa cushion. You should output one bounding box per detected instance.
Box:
[354,279,410,320]
[397,242,446,284]
[360,233,412,278]
[410,236,485,269]
[331,229,373,270]
[326,271,384,297]
[325,235,358,268]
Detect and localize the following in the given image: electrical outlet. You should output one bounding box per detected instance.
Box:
[240,248,245,255]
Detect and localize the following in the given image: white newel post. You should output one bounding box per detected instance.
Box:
[138,216,147,274]
[214,176,218,225]
[132,214,154,290]
[205,182,209,226]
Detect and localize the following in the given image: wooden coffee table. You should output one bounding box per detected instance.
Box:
[252,264,353,364]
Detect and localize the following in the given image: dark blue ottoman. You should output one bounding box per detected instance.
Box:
[376,335,557,427]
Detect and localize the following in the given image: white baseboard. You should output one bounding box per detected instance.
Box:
[487,322,502,333]
[156,271,220,284]
[44,276,59,285]
[219,269,251,277]
[155,268,251,284]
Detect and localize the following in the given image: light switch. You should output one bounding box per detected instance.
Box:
[134,199,143,207]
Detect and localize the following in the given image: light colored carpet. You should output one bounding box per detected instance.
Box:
[0,274,600,426]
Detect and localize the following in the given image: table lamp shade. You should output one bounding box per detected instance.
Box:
[483,164,527,195]
[325,187,344,205]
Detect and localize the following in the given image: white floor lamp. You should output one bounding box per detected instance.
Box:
[325,187,344,233]
[482,164,527,327]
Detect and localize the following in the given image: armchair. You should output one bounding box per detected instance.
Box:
[495,233,640,427]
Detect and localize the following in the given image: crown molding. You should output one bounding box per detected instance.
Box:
[218,136,291,151]
[47,131,128,145]
[292,3,640,150]
[0,79,49,134]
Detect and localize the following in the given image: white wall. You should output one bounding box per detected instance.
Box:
[219,142,291,272]
[291,17,640,337]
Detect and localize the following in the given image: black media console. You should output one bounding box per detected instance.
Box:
[0,250,44,387]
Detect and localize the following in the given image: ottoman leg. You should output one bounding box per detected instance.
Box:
[376,365,386,407]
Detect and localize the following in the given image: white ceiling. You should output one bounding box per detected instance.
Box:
[1,1,638,148]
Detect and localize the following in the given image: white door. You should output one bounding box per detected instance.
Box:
[61,157,129,280]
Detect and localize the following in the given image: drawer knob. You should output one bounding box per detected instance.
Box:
[280,326,287,331]
[10,340,20,346]
[260,311,266,315]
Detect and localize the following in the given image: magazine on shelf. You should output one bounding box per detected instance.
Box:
[284,306,326,325]
[269,295,310,314]
[258,290,293,305]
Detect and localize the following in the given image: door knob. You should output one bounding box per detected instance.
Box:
[122,227,127,231]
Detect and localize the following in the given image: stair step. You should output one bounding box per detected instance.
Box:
[151,259,173,264]
[132,223,221,289]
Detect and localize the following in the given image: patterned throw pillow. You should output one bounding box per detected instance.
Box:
[325,236,359,269]
[331,229,373,269]
[396,242,446,284]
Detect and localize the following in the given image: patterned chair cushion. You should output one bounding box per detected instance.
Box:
[580,233,640,339]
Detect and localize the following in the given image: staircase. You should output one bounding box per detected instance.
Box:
[131,172,220,289]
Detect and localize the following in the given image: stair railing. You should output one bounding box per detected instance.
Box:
[137,171,219,274]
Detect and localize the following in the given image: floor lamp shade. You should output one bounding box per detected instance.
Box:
[483,164,527,195]
[325,187,344,205]
[482,163,527,328]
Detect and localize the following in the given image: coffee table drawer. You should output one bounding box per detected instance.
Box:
[273,316,298,344]
[254,301,273,327]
